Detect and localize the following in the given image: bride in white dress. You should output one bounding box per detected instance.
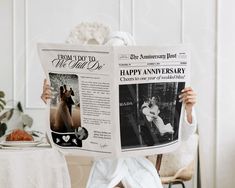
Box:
[142,97,174,135]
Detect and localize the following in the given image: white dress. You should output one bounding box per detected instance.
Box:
[150,105,174,135]
[142,104,174,135]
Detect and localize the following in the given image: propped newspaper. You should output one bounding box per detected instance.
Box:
[38,43,190,157]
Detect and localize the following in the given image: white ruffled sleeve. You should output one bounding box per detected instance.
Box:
[181,107,197,141]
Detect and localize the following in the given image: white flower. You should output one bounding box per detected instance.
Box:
[104,31,136,46]
[66,22,110,45]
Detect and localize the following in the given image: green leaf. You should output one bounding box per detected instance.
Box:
[0,98,6,105]
[8,109,14,119]
[0,123,7,137]
[22,114,33,127]
[17,102,23,112]
[0,91,5,98]
[32,132,39,137]
[0,91,6,112]
[0,109,14,122]
[0,103,4,111]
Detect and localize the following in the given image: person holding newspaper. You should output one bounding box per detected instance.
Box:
[40,24,197,188]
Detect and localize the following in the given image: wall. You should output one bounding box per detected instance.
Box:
[184,0,217,187]
[216,0,235,187]
[0,0,220,187]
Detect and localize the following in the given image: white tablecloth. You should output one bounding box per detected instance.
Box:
[0,148,71,188]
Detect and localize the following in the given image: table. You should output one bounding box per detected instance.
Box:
[0,148,71,188]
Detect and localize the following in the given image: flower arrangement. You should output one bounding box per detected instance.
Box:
[66,22,110,45]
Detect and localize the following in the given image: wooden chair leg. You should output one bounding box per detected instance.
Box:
[156,154,163,173]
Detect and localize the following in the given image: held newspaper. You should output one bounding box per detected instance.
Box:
[38,43,190,157]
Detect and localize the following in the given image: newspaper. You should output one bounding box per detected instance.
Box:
[38,43,190,157]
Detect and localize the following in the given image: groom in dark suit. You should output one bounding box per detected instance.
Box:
[64,85,75,115]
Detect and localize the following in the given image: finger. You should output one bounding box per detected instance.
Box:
[43,79,52,90]
[43,82,50,87]
[41,90,52,99]
[184,90,196,96]
[179,96,186,102]
[43,79,47,85]
[183,93,197,103]
[45,96,52,100]
[179,91,196,99]
[180,95,196,102]
[43,93,52,98]
[41,94,52,103]
[41,95,47,104]
[43,86,52,94]
[43,89,51,95]
[179,92,188,99]
[185,98,196,104]
[181,87,193,93]
[41,92,51,98]
[43,88,52,94]
[182,95,196,100]
[179,92,185,98]
[43,79,48,89]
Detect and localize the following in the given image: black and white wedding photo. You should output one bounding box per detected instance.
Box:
[119,82,185,149]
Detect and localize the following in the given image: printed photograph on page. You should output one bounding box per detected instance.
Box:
[49,72,88,148]
[119,82,185,149]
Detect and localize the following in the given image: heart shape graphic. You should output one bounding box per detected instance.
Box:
[62,135,70,142]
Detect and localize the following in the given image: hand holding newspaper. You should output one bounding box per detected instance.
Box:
[38,43,191,157]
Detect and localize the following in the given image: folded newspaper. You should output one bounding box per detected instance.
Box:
[38,43,191,157]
